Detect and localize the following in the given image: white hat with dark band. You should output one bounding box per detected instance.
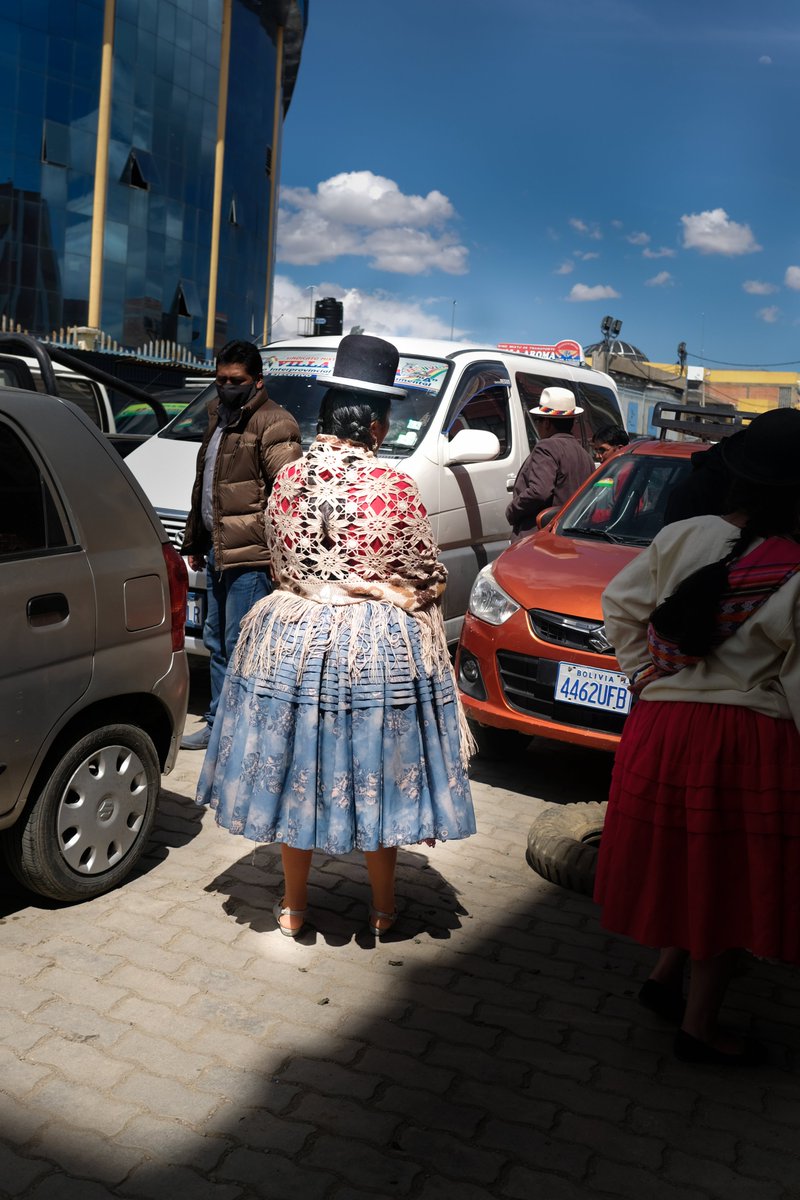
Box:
[529,386,583,417]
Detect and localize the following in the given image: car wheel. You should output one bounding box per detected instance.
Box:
[468,720,530,759]
[3,724,160,902]
[526,801,607,897]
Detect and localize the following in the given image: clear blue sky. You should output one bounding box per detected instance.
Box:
[274,0,799,369]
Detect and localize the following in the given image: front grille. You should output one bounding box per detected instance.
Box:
[528,608,612,654]
[496,650,627,735]
[156,508,188,550]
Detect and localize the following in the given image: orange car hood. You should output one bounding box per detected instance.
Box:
[493,529,642,620]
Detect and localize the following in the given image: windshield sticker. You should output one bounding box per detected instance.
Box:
[396,359,448,394]
[264,352,447,395]
[406,419,423,430]
[394,431,418,446]
[594,478,615,487]
[263,354,335,378]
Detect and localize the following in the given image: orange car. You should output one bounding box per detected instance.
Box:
[456,436,703,753]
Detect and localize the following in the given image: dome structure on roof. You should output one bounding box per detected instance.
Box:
[585,339,648,362]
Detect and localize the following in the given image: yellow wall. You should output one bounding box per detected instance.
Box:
[649,363,799,414]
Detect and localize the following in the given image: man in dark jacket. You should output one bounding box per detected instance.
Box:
[180,339,301,748]
[506,386,594,540]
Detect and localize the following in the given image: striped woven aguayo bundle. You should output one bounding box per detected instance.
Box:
[646,536,800,679]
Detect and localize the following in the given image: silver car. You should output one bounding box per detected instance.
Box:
[0,387,189,901]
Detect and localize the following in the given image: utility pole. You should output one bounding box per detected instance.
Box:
[677,341,688,407]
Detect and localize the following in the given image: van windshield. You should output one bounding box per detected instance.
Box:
[160,347,452,457]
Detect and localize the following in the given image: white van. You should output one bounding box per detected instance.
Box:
[125,335,622,649]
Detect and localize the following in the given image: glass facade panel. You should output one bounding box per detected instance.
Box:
[0,1,308,355]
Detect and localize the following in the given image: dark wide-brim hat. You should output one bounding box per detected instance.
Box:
[320,334,406,399]
[720,407,800,486]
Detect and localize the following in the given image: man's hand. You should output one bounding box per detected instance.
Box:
[188,554,206,571]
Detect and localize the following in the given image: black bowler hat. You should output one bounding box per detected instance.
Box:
[721,407,800,486]
[321,334,406,399]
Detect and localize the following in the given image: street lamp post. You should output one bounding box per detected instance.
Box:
[450,300,457,340]
[599,314,622,374]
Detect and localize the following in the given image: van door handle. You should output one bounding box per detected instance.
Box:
[27,592,69,627]
[505,473,517,491]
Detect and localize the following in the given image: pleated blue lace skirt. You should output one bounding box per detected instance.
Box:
[197,598,476,853]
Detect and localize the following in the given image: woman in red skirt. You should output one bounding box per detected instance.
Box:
[595,408,800,1065]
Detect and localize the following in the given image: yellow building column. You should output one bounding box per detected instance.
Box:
[262,23,285,346]
[87,0,116,331]
[205,0,233,359]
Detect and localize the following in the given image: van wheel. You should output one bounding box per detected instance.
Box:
[468,720,530,760]
[526,801,607,897]
[3,725,159,903]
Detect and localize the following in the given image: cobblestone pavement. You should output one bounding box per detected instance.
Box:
[2,688,800,1199]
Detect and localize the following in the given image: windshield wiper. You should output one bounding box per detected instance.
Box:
[560,526,623,544]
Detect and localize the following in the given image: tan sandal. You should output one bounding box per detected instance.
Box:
[368,907,398,938]
[273,898,307,938]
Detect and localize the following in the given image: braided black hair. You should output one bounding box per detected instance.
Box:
[650,476,800,656]
[317,388,391,450]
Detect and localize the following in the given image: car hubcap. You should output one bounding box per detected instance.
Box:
[57,744,149,875]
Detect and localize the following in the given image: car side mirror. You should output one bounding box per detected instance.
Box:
[536,506,559,529]
[444,429,501,465]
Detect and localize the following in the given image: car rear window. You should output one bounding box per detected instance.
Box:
[557,453,693,547]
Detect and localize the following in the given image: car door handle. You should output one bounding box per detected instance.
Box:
[27,592,69,627]
[506,473,517,492]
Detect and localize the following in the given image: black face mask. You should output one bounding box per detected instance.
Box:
[217,381,255,408]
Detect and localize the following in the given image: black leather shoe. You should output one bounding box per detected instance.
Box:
[180,725,211,750]
[639,979,685,1022]
[674,1030,768,1066]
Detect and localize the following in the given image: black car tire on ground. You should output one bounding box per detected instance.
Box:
[526,801,607,897]
[2,724,160,902]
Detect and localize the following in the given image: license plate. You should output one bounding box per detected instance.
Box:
[555,662,632,715]
[186,589,205,632]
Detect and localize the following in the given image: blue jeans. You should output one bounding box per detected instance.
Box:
[202,547,272,727]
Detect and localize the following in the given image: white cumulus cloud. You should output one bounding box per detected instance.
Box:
[645,271,673,287]
[567,283,621,302]
[758,306,779,323]
[569,217,602,240]
[785,266,800,290]
[627,231,651,246]
[680,208,761,256]
[642,246,676,259]
[555,260,575,275]
[270,275,465,341]
[743,280,778,295]
[277,171,468,276]
[759,55,772,65]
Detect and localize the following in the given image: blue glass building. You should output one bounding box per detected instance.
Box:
[0,0,308,356]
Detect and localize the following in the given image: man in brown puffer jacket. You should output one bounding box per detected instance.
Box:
[180,339,301,748]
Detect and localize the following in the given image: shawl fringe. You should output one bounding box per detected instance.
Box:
[231,591,475,766]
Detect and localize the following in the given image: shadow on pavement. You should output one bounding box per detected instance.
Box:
[205,844,468,948]
[8,841,800,1198]
[0,790,205,921]
[469,735,614,806]
[5,696,800,1199]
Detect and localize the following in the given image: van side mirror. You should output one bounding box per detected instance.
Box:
[444,429,501,465]
[536,506,559,529]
